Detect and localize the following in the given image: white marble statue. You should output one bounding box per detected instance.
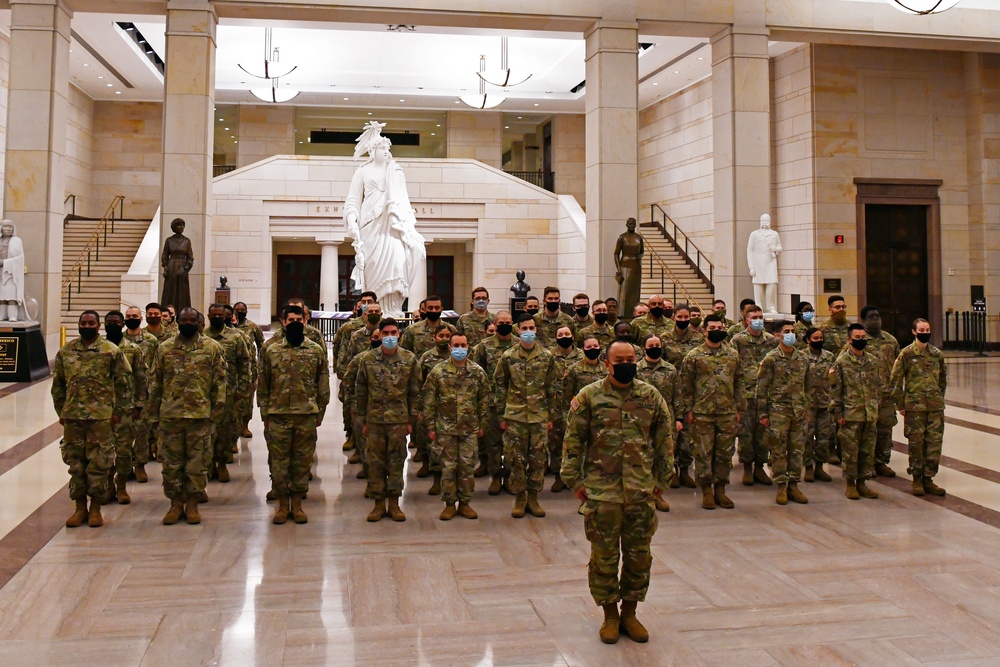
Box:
[0,220,25,322]
[746,213,782,315]
[345,121,427,317]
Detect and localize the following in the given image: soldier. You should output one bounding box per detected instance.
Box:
[534,286,576,350]
[680,315,745,510]
[524,296,541,318]
[143,302,173,343]
[829,323,882,500]
[604,297,619,326]
[483,320,497,338]
[423,333,490,520]
[52,310,131,528]
[340,303,384,382]
[549,324,582,490]
[104,311,146,505]
[631,295,674,344]
[803,327,835,483]
[356,318,422,522]
[859,305,901,478]
[123,305,158,483]
[457,286,494,349]
[400,294,456,358]
[472,309,516,494]
[635,334,681,513]
[332,292,376,379]
[287,298,329,354]
[148,307,227,524]
[576,300,614,349]
[571,293,594,330]
[162,305,178,334]
[563,335,610,412]
[792,301,816,347]
[495,313,560,518]
[613,321,645,360]
[689,305,704,332]
[259,304,330,524]
[662,305,703,490]
[891,318,948,497]
[712,299,734,328]
[562,339,673,645]
[726,299,756,338]
[633,303,649,318]
[234,300,266,438]
[731,305,778,486]
[821,294,850,355]
[340,327,383,484]
[416,324,455,493]
[757,321,811,505]
[204,303,251,484]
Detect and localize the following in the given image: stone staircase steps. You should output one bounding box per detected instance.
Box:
[639,222,714,310]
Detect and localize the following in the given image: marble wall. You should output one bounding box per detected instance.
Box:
[237,104,294,168]
[551,114,586,207]
[92,102,163,220]
[0,32,8,218]
[446,111,503,168]
[66,84,95,219]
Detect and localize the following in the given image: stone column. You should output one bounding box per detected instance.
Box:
[712,26,771,308]
[585,21,638,301]
[160,0,217,311]
[318,240,340,311]
[2,0,72,342]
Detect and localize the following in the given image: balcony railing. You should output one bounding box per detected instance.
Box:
[214,165,237,177]
[504,170,554,192]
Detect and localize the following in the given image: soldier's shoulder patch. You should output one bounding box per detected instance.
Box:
[570,396,581,411]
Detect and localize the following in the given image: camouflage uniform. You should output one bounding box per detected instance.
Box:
[726,323,746,339]
[636,357,681,459]
[494,343,560,494]
[339,348,375,468]
[891,342,947,479]
[422,359,490,504]
[731,330,778,467]
[561,377,673,606]
[821,319,850,355]
[204,326,251,471]
[110,336,147,482]
[533,309,576,351]
[234,320,262,430]
[355,347,422,500]
[338,322,379,378]
[51,337,131,503]
[756,347,811,485]
[472,335,515,477]
[630,314,674,345]
[148,334,227,500]
[662,327,703,473]
[124,328,158,466]
[564,358,610,412]
[828,349,881,483]
[549,345,583,475]
[575,323,615,350]
[333,317,365,376]
[865,330,901,467]
[573,314,595,331]
[417,345,453,473]
[804,347,836,469]
[142,324,174,458]
[400,318,456,358]
[262,323,327,359]
[456,310,494,349]
[259,338,330,496]
[680,343,745,485]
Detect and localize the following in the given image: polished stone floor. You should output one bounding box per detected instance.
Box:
[2,355,1000,666]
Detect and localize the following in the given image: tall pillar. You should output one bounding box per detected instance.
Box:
[585,21,638,301]
[712,26,771,308]
[318,240,340,311]
[160,1,217,311]
[2,0,72,343]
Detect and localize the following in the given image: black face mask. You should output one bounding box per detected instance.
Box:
[425,311,441,322]
[663,308,674,319]
[367,313,381,325]
[611,363,637,384]
[436,340,450,352]
[649,307,664,319]
[545,301,560,313]
[79,327,99,342]
[146,316,161,327]
[178,323,198,338]
[526,309,539,317]
[209,316,226,331]
[690,317,702,328]
[645,347,662,360]
[575,307,589,319]
[236,311,247,323]
[584,348,601,360]
[124,318,142,331]
[916,332,931,344]
[707,330,728,344]
[851,338,868,351]
[594,313,608,326]
[496,323,513,336]
[809,340,825,351]
[286,321,305,346]
[370,338,382,349]
[675,320,690,330]
[104,324,123,344]
[556,337,574,349]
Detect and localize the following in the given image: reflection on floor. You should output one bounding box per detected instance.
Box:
[1,356,1000,666]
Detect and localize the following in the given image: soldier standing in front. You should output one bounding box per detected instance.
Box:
[104,310,146,505]
[472,310,516,494]
[731,305,778,486]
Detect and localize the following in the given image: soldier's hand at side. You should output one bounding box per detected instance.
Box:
[653,487,663,499]
[760,416,770,428]
[675,420,683,432]
[685,411,694,424]
[899,409,906,417]
[477,429,485,438]
[316,418,322,427]
[362,424,368,437]
[110,415,120,426]
[573,486,587,502]
[837,417,846,426]
[547,422,553,431]
[428,430,436,441]
[406,423,412,435]
[500,420,507,431]
[735,411,741,423]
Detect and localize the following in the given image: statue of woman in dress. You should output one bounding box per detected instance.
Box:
[161,217,193,312]
[344,121,426,316]
[0,220,25,321]
[614,217,644,320]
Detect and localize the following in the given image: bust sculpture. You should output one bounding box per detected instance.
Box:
[510,270,530,298]
[614,217,644,320]
[746,213,782,315]
[218,276,229,290]
[345,121,426,317]
[161,217,193,312]
[0,220,25,322]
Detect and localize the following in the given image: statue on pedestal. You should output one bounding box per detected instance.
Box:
[345,121,426,317]
[747,213,782,315]
[0,220,25,322]
[510,270,530,298]
[161,218,193,312]
[614,217,644,320]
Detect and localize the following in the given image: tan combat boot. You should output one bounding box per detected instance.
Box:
[387,497,406,522]
[102,471,116,505]
[66,498,88,528]
[428,472,442,496]
[911,475,925,496]
[620,600,649,642]
[700,483,716,510]
[474,462,487,478]
[512,492,527,518]
[163,497,184,524]
[347,452,362,465]
[551,476,566,492]
[753,463,773,486]
[678,466,697,488]
[216,463,231,483]
[458,501,478,520]
[525,491,546,517]
[88,498,104,527]
[714,483,734,509]
[196,490,209,503]
[356,466,367,479]
[804,465,815,483]
[416,459,430,477]
[439,503,457,521]
[488,476,503,495]
[367,499,386,522]
[788,483,809,504]
[185,497,202,524]
[343,438,354,451]
[875,462,896,478]
[776,483,788,506]
[814,464,832,482]
[845,479,860,500]
[654,495,670,512]
[670,465,680,489]
[742,462,754,486]
[856,480,879,499]
[134,464,149,483]
[290,494,308,523]
[273,496,290,524]
[116,474,131,505]
[242,425,253,439]
[599,603,620,644]
[923,478,946,496]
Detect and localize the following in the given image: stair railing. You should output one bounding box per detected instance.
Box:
[63,194,77,221]
[646,203,714,293]
[61,195,126,312]
[644,242,707,311]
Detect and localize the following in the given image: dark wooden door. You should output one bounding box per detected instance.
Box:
[426,255,455,310]
[864,204,929,344]
[339,256,360,314]
[276,255,321,315]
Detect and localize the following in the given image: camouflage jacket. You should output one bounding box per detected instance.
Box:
[422,360,490,436]
[418,346,452,381]
[533,310,576,351]
[731,330,778,398]
[113,336,148,412]
[828,349,881,422]
[338,348,373,410]
[334,318,369,375]
[494,343,559,424]
[575,323,615,350]
[258,338,330,419]
[147,333,226,422]
[891,342,947,411]
[230,324,258,387]
[143,325,174,344]
[726,323,747,339]
[340,324,380,372]
[756,346,811,417]
[631,314,674,345]
[456,310,494,349]
[124,329,158,371]
[205,326,251,405]
[864,330,901,397]
[561,377,674,503]
[680,343,746,415]
[573,314,595,331]
[663,326,705,368]
[821,320,850,355]
[400,318,457,358]
[355,347,422,425]
[472,335,515,404]
[636,357,681,424]
[805,347,836,409]
[52,336,131,421]
[237,317,265,357]
[563,358,610,412]
[263,323,327,359]
[551,345,583,402]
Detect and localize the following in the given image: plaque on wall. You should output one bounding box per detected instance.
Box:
[824,278,842,293]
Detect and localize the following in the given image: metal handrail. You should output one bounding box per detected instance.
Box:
[61,195,126,312]
[64,194,77,220]
[648,203,714,292]
[644,242,707,311]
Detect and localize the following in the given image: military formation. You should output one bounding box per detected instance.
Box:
[51,285,950,645]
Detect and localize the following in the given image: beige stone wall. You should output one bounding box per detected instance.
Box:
[445,111,502,168]
[91,101,163,220]
[66,84,95,218]
[551,114,585,206]
[0,32,8,217]
[237,104,294,169]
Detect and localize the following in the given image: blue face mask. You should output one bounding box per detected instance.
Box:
[750,319,765,332]
[801,311,814,322]
[381,336,398,351]
[451,347,468,361]
[473,299,488,311]
[360,303,369,314]
[782,332,797,347]
[520,330,536,345]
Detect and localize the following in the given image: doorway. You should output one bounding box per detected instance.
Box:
[864,205,929,344]
[275,254,321,316]
[426,255,455,310]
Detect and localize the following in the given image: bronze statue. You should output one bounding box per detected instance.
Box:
[510,270,530,298]
[161,217,193,311]
[614,217,644,320]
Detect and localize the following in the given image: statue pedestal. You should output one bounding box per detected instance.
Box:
[509,297,527,316]
[0,322,50,382]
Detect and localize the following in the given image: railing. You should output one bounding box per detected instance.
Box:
[943,310,990,355]
[504,170,555,192]
[644,243,707,311]
[61,195,126,312]
[647,203,714,293]
[64,194,77,220]
[214,165,237,177]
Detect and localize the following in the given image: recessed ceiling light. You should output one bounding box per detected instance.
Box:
[343,97,349,101]
[115,91,121,95]
[83,63,90,67]
[69,49,74,53]
[224,127,229,130]
[234,140,238,144]
[673,70,680,74]
[517,116,522,119]
[219,118,224,121]
[106,83,113,87]
[436,124,441,127]
[454,101,460,104]
[299,141,303,144]
[400,99,405,102]
[98,75,104,79]
[697,57,704,60]
[230,135,234,138]
[652,82,658,86]
[431,133,436,136]
[504,126,509,129]
[533,103,539,106]
[367,112,372,115]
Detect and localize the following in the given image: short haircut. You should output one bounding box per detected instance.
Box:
[450,332,469,343]
[604,297,618,305]
[145,302,162,312]
[713,299,726,307]
[606,338,635,358]
[690,305,702,314]
[613,322,631,335]
[435,323,451,334]
[495,309,512,320]
[223,304,234,314]
[739,298,756,310]
[80,309,101,322]
[282,304,305,319]
[517,313,535,325]
[360,291,377,301]
[208,302,225,312]
[471,286,489,299]
[543,286,560,299]
[848,323,866,334]
[828,294,845,306]
[860,305,880,320]
[234,301,248,309]
[703,314,723,326]
[378,317,399,331]
[287,297,307,308]
[425,294,442,304]
[572,293,589,303]
[483,319,494,331]
[581,335,599,346]
[526,296,539,305]
[912,318,930,329]
[592,300,605,308]
[105,310,124,320]
[795,301,813,314]
[778,320,794,329]
[745,305,763,316]
[805,326,822,339]
[179,306,199,319]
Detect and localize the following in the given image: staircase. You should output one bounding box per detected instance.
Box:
[60,215,151,328]
[639,206,714,310]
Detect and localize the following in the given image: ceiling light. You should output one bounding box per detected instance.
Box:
[344,97,349,101]
[98,75,104,79]
[697,57,704,60]
[478,37,532,88]
[239,27,298,81]
[219,118,224,121]
[460,54,505,109]
[888,0,962,13]
[504,126,509,129]
[673,70,680,74]
[436,124,441,127]
[224,127,229,130]
[250,78,299,103]
[299,141,303,144]
[652,82,658,86]
[106,83,113,87]
[517,116,523,119]
[533,103,539,106]
[431,133,436,136]
[115,91,121,95]
[367,112,373,115]
[400,99,405,102]
[83,63,90,67]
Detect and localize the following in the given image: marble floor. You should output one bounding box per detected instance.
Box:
[2,355,1000,666]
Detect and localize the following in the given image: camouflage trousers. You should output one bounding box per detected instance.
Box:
[691,413,738,486]
[351,409,367,465]
[342,394,353,441]
[582,500,658,606]
[503,420,547,494]
[133,413,151,465]
[433,433,477,504]
[240,391,254,429]
[209,404,239,467]
[874,398,898,466]
[112,414,135,480]
[366,422,409,500]
[904,410,944,478]
[548,416,566,477]
[737,402,768,465]
[266,413,318,496]
[675,429,693,469]
[805,407,835,468]
[159,418,211,500]
[478,408,504,478]
[414,420,441,473]
[763,410,806,485]
[838,419,876,482]
[61,419,114,501]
